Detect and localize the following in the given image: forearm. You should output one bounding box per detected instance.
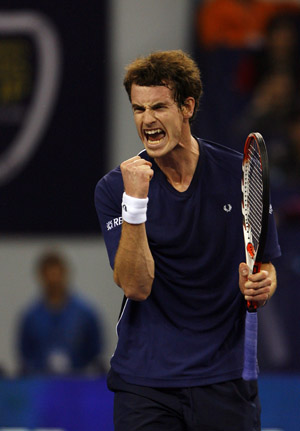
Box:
[114,221,155,301]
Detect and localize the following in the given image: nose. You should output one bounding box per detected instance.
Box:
[143,107,156,125]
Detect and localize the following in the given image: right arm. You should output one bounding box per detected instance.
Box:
[114,156,155,301]
[114,222,154,301]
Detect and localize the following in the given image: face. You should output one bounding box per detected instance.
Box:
[130,84,192,159]
[40,264,68,297]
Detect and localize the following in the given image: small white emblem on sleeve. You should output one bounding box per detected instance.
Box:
[106,220,113,231]
[106,217,123,231]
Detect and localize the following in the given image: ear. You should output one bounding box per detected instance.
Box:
[181,97,195,120]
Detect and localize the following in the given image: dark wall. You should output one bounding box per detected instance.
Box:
[0,1,108,234]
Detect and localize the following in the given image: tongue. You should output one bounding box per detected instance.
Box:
[148,132,165,141]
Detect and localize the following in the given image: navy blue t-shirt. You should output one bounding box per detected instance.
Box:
[95,138,281,387]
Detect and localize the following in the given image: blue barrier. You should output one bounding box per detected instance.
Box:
[259,374,300,431]
[0,377,114,431]
[0,374,299,430]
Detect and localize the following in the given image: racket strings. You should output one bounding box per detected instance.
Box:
[243,142,264,251]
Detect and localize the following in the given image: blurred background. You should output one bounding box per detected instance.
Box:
[0,0,299,430]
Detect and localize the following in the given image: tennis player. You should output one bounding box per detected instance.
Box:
[95,50,281,431]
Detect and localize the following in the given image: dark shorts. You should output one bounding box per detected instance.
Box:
[107,370,261,431]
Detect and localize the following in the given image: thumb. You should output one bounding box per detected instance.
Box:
[239,263,249,293]
[239,262,249,277]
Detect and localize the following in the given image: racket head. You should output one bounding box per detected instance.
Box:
[242,132,270,273]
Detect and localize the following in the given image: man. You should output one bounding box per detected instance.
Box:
[18,250,104,375]
[95,50,280,430]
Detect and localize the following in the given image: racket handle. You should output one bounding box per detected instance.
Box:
[242,310,258,380]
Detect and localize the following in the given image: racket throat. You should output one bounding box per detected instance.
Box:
[247,301,258,312]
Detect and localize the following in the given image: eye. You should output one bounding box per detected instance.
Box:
[132,105,144,113]
[153,104,166,111]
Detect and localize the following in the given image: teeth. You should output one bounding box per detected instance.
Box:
[148,139,162,144]
[144,129,163,135]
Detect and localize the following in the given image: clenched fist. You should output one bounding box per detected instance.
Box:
[120,156,154,198]
[239,262,271,307]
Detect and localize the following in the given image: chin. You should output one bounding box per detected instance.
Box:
[145,147,167,159]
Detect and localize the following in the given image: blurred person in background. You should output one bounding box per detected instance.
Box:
[251,13,300,85]
[272,108,300,218]
[196,0,300,50]
[284,110,300,189]
[192,2,300,150]
[235,12,300,103]
[233,13,300,175]
[17,250,105,376]
[235,70,297,165]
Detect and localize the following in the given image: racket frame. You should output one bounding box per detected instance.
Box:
[242,132,270,311]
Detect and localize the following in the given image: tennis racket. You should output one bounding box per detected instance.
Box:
[241,132,269,381]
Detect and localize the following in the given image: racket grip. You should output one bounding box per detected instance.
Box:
[242,310,258,381]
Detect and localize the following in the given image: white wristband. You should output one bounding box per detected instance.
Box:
[122,192,149,224]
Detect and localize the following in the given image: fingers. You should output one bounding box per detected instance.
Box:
[244,270,271,303]
[239,264,271,305]
[138,163,154,180]
[247,270,269,283]
[244,286,270,302]
[121,156,152,168]
[120,156,154,198]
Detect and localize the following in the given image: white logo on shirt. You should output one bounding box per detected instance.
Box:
[106,217,123,231]
[223,204,232,213]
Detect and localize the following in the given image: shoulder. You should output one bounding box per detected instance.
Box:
[200,137,243,163]
[95,165,123,200]
[199,137,243,178]
[19,299,44,326]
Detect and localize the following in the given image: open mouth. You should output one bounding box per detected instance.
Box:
[144,128,166,144]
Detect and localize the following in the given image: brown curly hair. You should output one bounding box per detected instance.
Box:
[123,50,203,122]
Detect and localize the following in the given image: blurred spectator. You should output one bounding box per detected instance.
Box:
[266,108,300,191]
[235,70,296,154]
[253,13,300,85]
[192,2,300,150]
[17,250,105,376]
[236,13,300,98]
[284,110,300,188]
[234,12,300,178]
[195,0,300,50]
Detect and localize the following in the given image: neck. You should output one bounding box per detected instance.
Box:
[45,290,68,309]
[155,135,199,192]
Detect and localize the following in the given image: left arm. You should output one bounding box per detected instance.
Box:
[239,262,277,308]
